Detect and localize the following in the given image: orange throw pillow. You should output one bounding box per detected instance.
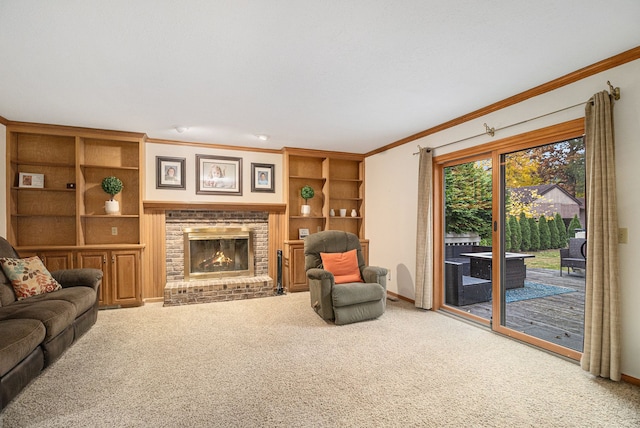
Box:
[320,249,363,284]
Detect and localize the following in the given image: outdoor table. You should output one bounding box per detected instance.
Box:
[459,252,535,289]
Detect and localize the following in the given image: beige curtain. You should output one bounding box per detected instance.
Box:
[415,148,433,309]
[581,91,621,381]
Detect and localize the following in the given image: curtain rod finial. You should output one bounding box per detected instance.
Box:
[607,81,621,100]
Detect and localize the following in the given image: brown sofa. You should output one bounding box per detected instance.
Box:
[0,237,102,411]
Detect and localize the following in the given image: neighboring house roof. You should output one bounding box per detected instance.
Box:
[509,184,583,207]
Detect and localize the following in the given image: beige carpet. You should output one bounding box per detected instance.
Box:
[1,293,638,427]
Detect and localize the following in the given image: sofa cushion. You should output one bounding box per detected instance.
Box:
[320,249,363,284]
[20,286,97,316]
[0,300,76,341]
[0,281,16,308]
[0,319,46,377]
[332,282,385,308]
[0,257,62,300]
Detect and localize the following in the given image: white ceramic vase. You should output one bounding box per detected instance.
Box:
[301,205,311,217]
[105,200,120,215]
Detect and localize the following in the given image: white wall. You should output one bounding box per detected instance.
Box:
[145,142,283,204]
[0,123,6,238]
[366,59,640,379]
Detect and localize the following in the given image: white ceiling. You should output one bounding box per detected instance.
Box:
[1,1,639,154]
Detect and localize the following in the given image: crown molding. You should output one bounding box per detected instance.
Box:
[366,45,640,157]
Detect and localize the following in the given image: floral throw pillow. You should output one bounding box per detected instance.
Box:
[0,256,62,300]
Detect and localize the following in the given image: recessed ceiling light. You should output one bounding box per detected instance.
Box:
[256,134,270,141]
[175,126,189,133]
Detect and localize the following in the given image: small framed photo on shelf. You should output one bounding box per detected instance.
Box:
[196,154,242,195]
[251,163,275,193]
[18,172,44,188]
[298,228,310,240]
[156,156,186,189]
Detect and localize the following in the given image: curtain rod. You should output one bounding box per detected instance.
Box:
[413,81,620,155]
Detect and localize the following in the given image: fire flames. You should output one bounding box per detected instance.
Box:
[198,250,233,270]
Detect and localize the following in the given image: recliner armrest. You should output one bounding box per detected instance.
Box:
[50,268,103,291]
[306,268,334,281]
[362,266,388,286]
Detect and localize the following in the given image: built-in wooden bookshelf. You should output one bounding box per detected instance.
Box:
[283,148,366,291]
[5,124,145,307]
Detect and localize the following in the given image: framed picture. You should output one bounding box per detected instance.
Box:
[18,172,44,188]
[298,228,310,240]
[251,163,275,193]
[196,154,242,195]
[156,156,186,189]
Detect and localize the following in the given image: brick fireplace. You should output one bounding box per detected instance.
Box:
[163,210,274,306]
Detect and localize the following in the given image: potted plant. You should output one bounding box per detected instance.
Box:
[300,185,315,217]
[101,176,124,215]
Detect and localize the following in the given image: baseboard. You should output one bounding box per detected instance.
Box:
[621,373,640,386]
[387,290,415,304]
[143,297,164,304]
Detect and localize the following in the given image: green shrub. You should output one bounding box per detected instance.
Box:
[519,212,531,251]
[505,216,512,251]
[509,216,521,252]
[528,217,540,251]
[548,217,560,249]
[539,216,551,250]
[568,214,582,238]
[555,213,568,247]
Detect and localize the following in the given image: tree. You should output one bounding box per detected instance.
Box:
[539,216,551,250]
[444,162,492,240]
[548,217,560,249]
[509,216,521,252]
[519,212,531,251]
[567,215,582,238]
[531,138,585,197]
[528,217,540,251]
[505,151,542,188]
[555,213,568,247]
[505,216,512,251]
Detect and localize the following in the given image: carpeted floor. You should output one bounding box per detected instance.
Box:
[505,281,575,303]
[1,293,638,427]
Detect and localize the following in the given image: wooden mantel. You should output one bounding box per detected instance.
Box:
[143,201,286,213]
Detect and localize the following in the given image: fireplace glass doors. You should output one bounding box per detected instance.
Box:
[183,227,254,280]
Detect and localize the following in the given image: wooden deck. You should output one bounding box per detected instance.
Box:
[462,267,585,351]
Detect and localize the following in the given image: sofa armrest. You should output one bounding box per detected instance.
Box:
[50,268,103,291]
[362,266,388,289]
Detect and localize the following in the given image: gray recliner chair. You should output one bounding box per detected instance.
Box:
[304,231,388,325]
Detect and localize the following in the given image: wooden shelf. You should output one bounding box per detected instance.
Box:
[12,187,75,192]
[12,160,76,168]
[80,214,139,219]
[81,164,139,171]
[12,214,75,218]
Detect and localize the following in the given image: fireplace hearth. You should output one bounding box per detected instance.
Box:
[163,211,274,306]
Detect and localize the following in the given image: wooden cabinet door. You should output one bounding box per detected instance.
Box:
[39,251,74,271]
[110,250,141,307]
[287,243,308,292]
[77,250,109,306]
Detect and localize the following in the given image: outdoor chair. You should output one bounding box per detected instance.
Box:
[559,238,586,276]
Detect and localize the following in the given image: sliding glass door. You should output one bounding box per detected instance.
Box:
[499,138,586,353]
[442,155,493,323]
[437,119,586,358]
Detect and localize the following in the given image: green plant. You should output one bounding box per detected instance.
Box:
[101,176,123,200]
[300,185,315,204]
